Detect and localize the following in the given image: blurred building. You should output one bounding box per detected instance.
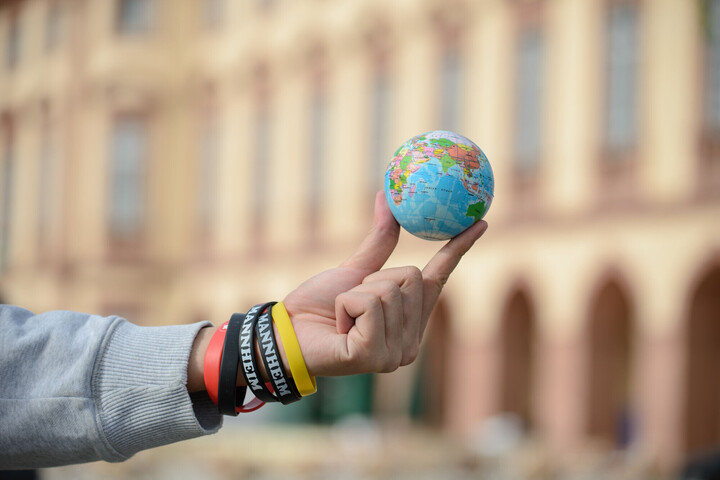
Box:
[0,0,719,474]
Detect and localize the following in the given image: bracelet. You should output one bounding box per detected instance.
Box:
[203,322,265,413]
[217,313,246,416]
[256,305,302,404]
[203,301,316,413]
[203,321,228,405]
[238,303,279,403]
[272,302,317,396]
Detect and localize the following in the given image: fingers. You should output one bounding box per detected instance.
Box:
[313,216,486,377]
[420,220,488,336]
[335,221,487,374]
[334,279,405,374]
[362,266,423,366]
[340,191,400,275]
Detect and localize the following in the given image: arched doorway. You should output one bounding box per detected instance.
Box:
[411,298,450,427]
[586,279,634,447]
[685,265,720,454]
[499,288,535,430]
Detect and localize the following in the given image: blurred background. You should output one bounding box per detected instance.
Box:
[1,0,719,478]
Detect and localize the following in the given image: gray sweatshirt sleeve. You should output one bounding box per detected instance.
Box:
[0,305,223,469]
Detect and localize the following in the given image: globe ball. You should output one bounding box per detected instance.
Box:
[384,130,494,241]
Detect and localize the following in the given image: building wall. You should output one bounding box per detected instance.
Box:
[0,0,719,472]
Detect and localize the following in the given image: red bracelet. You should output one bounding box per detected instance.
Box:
[203,322,265,413]
[203,322,227,405]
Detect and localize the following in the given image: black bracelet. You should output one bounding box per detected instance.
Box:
[256,305,302,404]
[217,313,246,416]
[238,303,278,403]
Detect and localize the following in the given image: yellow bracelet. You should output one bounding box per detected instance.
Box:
[272,302,317,396]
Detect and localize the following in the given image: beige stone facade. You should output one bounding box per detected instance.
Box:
[1,0,719,473]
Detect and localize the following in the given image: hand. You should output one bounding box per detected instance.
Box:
[282,191,488,377]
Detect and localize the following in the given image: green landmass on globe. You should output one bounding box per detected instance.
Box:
[384,130,494,241]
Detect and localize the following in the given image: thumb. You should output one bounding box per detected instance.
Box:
[340,191,400,275]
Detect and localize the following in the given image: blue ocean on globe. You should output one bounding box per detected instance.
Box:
[384,130,494,241]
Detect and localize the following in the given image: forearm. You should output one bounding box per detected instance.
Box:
[1,306,222,469]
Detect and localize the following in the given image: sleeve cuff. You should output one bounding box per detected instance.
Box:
[91,318,223,462]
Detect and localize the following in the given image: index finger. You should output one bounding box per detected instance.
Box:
[421,220,488,319]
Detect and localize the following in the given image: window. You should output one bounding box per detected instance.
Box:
[0,157,12,272]
[365,24,393,204]
[440,47,462,132]
[116,0,153,35]
[109,115,147,239]
[252,105,269,239]
[308,87,326,233]
[605,1,638,154]
[1,118,14,273]
[46,2,63,51]
[307,49,327,240]
[706,0,720,133]
[6,14,20,70]
[257,0,274,11]
[37,107,54,254]
[202,0,224,28]
[370,71,392,197]
[0,153,13,273]
[251,65,271,246]
[197,104,218,237]
[514,28,543,174]
[700,0,720,195]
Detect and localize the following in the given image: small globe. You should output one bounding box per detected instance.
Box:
[384,130,494,241]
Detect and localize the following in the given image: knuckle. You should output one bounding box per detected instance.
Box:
[361,271,378,285]
[366,293,383,312]
[379,280,401,301]
[408,343,420,363]
[392,351,403,370]
[404,266,423,285]
[335,293,345,310]
[404,344,420,365]
[361,358,377,374]
[381,355,401,373]
[374,354,390,373]
[436,272,451,288]
[426,276,446,296]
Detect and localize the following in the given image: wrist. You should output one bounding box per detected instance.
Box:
[237,319,291,385]
[187,326,215,393]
